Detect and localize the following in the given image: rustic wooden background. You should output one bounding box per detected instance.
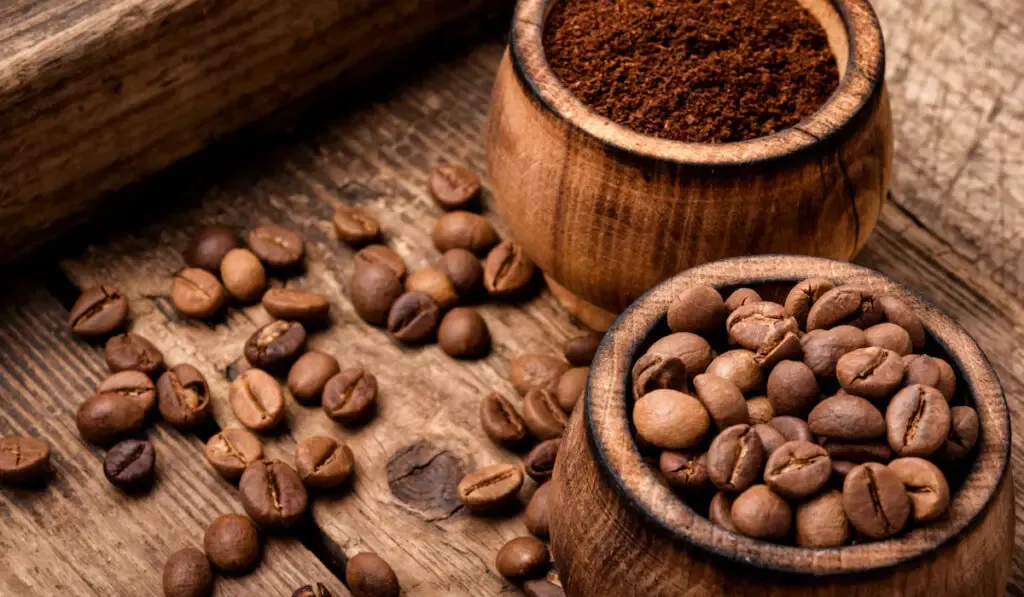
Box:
[1,0,1022,594]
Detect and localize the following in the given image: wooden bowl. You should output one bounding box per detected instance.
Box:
[485,0,892,330]
[550,256,1013,596]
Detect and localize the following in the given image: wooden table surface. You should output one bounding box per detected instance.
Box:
[1,0,1022,595]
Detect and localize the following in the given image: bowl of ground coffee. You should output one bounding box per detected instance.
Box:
[548,255,1011,596]
[485,0,892,330]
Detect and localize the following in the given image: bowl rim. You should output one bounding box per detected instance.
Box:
[584,255,1010,576]
[509,0,886,168]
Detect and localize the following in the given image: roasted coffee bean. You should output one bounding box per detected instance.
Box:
[836,346,905,400]
[555,366,588,412]
[878,295,926,352]
[631,353,688,399]
[746,397,775,425]
[524,482,552,538]
[903,354,957,402]
[205,428,263,481]
[220,248,266,302]
[229,368,285,431]
[801,325,867,377]
[784,277,835,329]
[0,436,50,484]
[322,367,378,425]
[69,286,128,338]
[832,459,856,480]
[76,392,146,446]
[386,291,440,343]
[563,331,603,366]
[292,584,334,597]
[754,330,802,369]
[441,248,483,297]
[432,211,499,254]
[104,439,155,490]
[795,489,849,547]
[437,307,490,358]
[886,384,950,457]
[769,416,814,442]
[157,364,212,429]
[764,440,830,499]
[97,370,157,415]
[633,389,709,450]
[820,440,891,463]
[509,354,569,395]
[888,457,950,522]
[523,389,569,440]
[707,493,739,535]
[203,513,260,573]
[692,374,748,430]
[171,268,226,319]
[333,206,381,247]
[724,288,762,313]
[808,394,885,440]
[752,423,786,455]
[484,241,536,297]
[707,424,764,492]
[346,552,400,597]
[864,322,913,356]
[842,462,910,539]
[726,301,798,352]
[350,262,404,326]
[429,163,481,210]
[262,288,330,322]
[239,460,308,528]
[646,332,715,380]
[184,226,240,272]
[457,463,524,510]
[244,320,306,371]
[355,244,407,280]
[940,405,979,460]
[295,436,355,489]
[524,439,561,483]
[105,333,165,376]
[659,450,710,490]
[667,285,726,334]
[523,580,566,597]
[766,360,819,417]
[481,393,529,448]
[705,350,762,394]
[807,286,881,330]
[496,536,550,581]
[731,485,791,540]
[163,547,214,597]
[288,351,340,405]
[406,268,459,309]
[249,224,305,268]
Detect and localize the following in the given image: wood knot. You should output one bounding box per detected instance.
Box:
[386,440,465,521]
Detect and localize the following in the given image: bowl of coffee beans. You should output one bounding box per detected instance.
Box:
[485,0,892,330]
[548,256,1011,597]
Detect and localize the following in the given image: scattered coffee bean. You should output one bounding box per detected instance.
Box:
[220,248,267,302]
[346,552,400,597]
[97,370,157,415]
[692,374,748,430]
[509,354,569,395]
[229,368,285,431]
[888,457,950,522]
[731,484,791,540]
[458,463,524,510]
[555,366,588,412]
[525,481,552,538]
[104,439,155,490]
[437,307,490,358]
[350,262,404,326]
[766,360,819,417]
[355,244,407,279]
[332,206,381,247]
[203,514,260,572]
[287,351,340,405]
[886,384,951,457]
[163,547,214,597]
[752,423,786,454]
[523,389,569,440]
[633,389,709,449]
[239,460,308,528]
[709,491,737,532]
[76,392,146,446]
[836,346,905,400]
[763,440,830,499]
[69,286,128,338]
[432,211,499,254]
[842,462,910,539]
[244,320,306,371]
[496,536,550,581]
[707,424,764,492]
[724,288,762,313]
[768,416,813,442]
[295,436,355,489]
[667,284,725,334]
[784,277,834,329]
[105,332,165,376]
[292,584,334,597]
[322,367,377,425]
[878,295,926,352]
[249,224,305,268]
[184,226,240,272]
[171,268,226,319]
[820,440,891,463]
[406,268,459,309]
[524,439,561,483]
[387,291,440,344]
[157,364,212,429]
[481,393,529,448]
[800,325,867,377]
[429,163,480,210]
[631,353,688,399]
[940,405,979,460]
[659,450,710,490]
[563,331,603,366]
[204,428,263,481]
[808,393,885,441]
[864,322,913,356]
[795,489,849,547]
[705,349,762,394]
[726,301,798,352]
[262,288,330,322]
[646,332,715,380]
[903,354,957,402]
[441,248,483,297]
[0,436,50,484]
[484,240,537,297]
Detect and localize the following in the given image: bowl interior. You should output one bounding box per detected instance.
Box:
[584,255,1009,575]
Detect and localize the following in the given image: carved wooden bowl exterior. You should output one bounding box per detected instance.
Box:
[485,0,893,328]
[550,256,1013,597]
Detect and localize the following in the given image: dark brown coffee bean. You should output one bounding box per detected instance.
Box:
[429,163,481,210]
[406,268,459,309]
[355,244,407,280]
[878,295,926,352]
[836,346,905,400]
[157,364,212,429]
[204,513,260,573]
[288,351,340,405]
[249,224,305,268]
[693,374,748,430]
[441,248,483,297]
[659,450,710,490]
[754,330,803,369]
[784,277,835,329]
[76,392,146,446]
[769,416,814,442]
[292,584,334,597]
[350,263,404,326]
[886,384,951,457]
[346,552,400,597]
[524,580,566,597]
[97,370,157,415]
[171,268,226,319]
[795,489,849,547]
[731,484,791,539]
[903,354,957,401]
[387,291,440,344]
[724,288,762,313]
[104,439,155,490]
[509,354,569,395]
[432,211,499,254]
[262,288,330,322]
[801,326,865,378]
[633,390,709,449]
[205,428,263,481]
[524,439,561,483]
[864,322,913,356]
[752,423,786,455]
[163,547,214,597]
[437,307,490,358]
[707,424,764,492]
[105,332,165,376]
[484,241,536,297]
[667,285,725,334]
[820,440,891,463]
[496,536,550,581]
[766,360,819,417]
[244,320,306,371]
[0,436,50,484]
[709,491,737,531]
[888,457,950,522]
[239,460,308,528]
[554,366,588,412]
[322,367,377,425]
[457,463,524,510]
[807,286,882,331]
[842,462,910,539]
[184,226,240,272]
[764,440,830,499]
[747,397,775,425]
[726,301,798,352]
[524,481,552,538]
[229,368,285,431]
[480,393,529,448]
[832,459,857,480]
[940,405,979,460]
[646,332,715,380]
[523,389,569,440]
[220,248,266,302]
[808,394,885,440]
[632,353,688,399]
[563,331,603,366]
[69,285,128,338]
[705,350,762,394]
[295,436,355,490]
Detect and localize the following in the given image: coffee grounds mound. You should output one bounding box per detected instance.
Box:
[543,0,840,144]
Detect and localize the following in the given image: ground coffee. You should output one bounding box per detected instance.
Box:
[543,0,840,143]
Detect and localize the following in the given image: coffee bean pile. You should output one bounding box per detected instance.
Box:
[633,281,980,545]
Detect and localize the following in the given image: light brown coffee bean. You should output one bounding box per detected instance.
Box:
[440,248,483,297]
[820,440,891,463]
[764,440,831,499]
[667,285,725,334]
[864,322,913,356]
[746,397,775,425]
[509,354,569,395]
[633,390,709,450]
[437,307,490,358]
[754,330,803,369]
[322,367,377,425]
[184,226,240,273]
[350,263,404,326]
[807,286,882,331]
[888,457,950,522]
[387,291,440,344]
[97,370,157,415]
[940,405,979,460]
[903,354,957,402]
[171,268,226,319]
[457,463,524,510]
[632,353,688,399]
[524,482,552,539]
[204,428,263,481]
[836,346,905,400]
[692,374,748,430]
[555,366,588,412]
[203,514,260,573]
[705,350,762,394]
[480,393,529,448]
[262,288,330,322]
[769,416,814,442]
[249,224,305,268]
[796,489,849,547]
[332,206,380,247]
[886,384,951,457]
[523,389,568,440]
[76,392,146,446]
[229,369,285,431]
[405,268,459,309]
[496,537,550,581]
[646,332,715,380]
[707,424,764,492]
[157,364,212,429]
[659,451,710,490]
[105,332,165,376]
[725,288,762,313]
[563,331,603,366]
[709,491,737,531]
[163,547,214,597]
[346,552,400,597]
[766,360,819,417]
[524,439,561,483]
[842,462,910,539]
[0,436,50,484]
[244,320,306,372]
[878,295,926,352]
[295,436,355,490]
[239,460,308,528]
[753,423,786,455]
[432,211,499,255]
[484,241,536,297]
[355,244,407,280]
[429,163,481,210]
[69,285,128,338]
[808,393,885,440]
[220,248,266,302]
[801,325,867,377]
[731,485,791,540]
[726,301,798,352]
[784,277,835,329]
[287,351,340,405]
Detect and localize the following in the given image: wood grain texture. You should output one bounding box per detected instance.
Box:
[0,282,349,596]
